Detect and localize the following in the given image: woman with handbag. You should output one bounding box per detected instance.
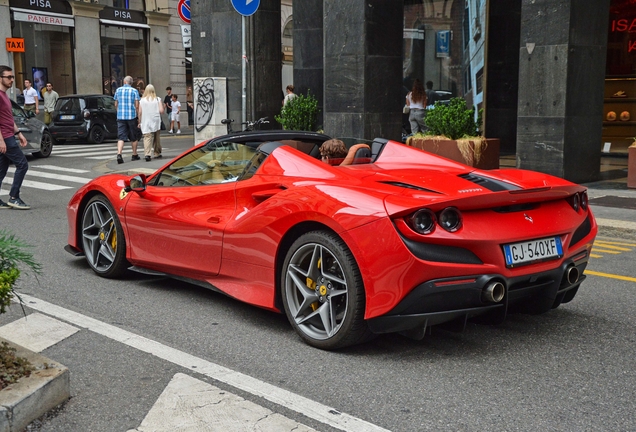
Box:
[138,84,165,161]
[405,79,427,134]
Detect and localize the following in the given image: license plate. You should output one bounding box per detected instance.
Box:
[503,236,563,267]
[60,115,75,120]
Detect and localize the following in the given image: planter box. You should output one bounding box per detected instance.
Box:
[406,137,500,170]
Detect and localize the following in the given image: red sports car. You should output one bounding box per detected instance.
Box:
[65,131,597,350]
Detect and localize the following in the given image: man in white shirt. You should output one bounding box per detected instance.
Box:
[23,79,39,115]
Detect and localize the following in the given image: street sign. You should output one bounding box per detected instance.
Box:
[230,0,260,17]
[436,30,450,58]
[178,0,191,24]
[6,38,25,52]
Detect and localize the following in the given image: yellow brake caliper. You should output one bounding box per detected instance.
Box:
[110,222,117,250]
[306,258,321,311]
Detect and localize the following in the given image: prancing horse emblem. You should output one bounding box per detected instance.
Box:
[524,213,533,223]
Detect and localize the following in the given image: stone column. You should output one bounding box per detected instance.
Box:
[323,0,403,140]
[293,0,324,128]
[192,0,280,128]
[145,12,171,100]
[249,0,281,126]
[71,2,104,95]
[516,0,610,183]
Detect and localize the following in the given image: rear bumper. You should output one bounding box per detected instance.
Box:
[367,256,589,334]
[49,124,89,139]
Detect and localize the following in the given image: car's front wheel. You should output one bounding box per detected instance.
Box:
[81,195,129,278]
[281,231,372,350]
[33,131,52,158]
[89,125,105,144]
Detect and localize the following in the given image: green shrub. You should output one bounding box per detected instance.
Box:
[0,230,40,314]
[275,90,319,131]
[425,97,482,140]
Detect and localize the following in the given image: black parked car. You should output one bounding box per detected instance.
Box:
[49,95,118,144]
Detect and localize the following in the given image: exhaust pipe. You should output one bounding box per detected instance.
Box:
[482,281,505,303]
[566,266,579,285]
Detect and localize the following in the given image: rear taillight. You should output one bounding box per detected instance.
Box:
[83,109,90,119]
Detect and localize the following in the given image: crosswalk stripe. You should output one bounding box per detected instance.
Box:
[53,144,115,153]
[8,167,91,184]
[35,165,90,173]
[1,176,71,191]
[55,148,169,158]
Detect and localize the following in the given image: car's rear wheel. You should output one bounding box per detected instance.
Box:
[81,195,129,278]
[89,125,105,144]
[281,231,372,350]
[33,131,52,158]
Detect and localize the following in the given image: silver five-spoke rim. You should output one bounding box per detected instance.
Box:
[82,201,117,272]
[285,243,348,340]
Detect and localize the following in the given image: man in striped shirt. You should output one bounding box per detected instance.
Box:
[114,75,141,164]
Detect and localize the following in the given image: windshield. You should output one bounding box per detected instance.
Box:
[153,141,258,187]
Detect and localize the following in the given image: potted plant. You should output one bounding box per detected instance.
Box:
[0,230,40,390]
[275,90,319,131]
[406,97,500,169]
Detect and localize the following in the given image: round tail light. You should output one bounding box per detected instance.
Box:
[572,193,580,212]
[83,109,91,119]
[410,209,436,235]
[580,191,588,211]
[438,207,462,232]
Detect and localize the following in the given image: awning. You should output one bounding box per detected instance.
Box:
[99,19,150,29]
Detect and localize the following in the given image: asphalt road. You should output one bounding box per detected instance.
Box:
[1,136,635,431]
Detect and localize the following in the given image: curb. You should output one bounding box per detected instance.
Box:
[0,338,70,432]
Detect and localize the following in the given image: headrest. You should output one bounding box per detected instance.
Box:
[340,144,372,166]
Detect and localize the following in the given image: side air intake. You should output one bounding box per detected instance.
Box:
[458,173,521,192]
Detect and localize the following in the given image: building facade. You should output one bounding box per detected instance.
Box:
[0,0,191,125]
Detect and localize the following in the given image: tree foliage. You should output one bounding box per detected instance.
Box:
[275,90,319,131]
[425,97,482,140]
[0,230,40,314]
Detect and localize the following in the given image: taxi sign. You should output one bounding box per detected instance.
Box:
[6,38,25,53]
[231,0,260,17]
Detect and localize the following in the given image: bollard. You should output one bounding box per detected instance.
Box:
[629,143,636,189]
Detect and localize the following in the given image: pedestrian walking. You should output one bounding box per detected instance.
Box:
[138,84,164,161]
[113,75,141,164]
[42,82,59,125]
[169,94,181,134]
[283,84,296,106]
[186,86,194,125]
[164,86,172,130]
[22,79,39,116]
[405,79,427,134]
[0,65,30,210]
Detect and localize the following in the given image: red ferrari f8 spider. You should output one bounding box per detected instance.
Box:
[65,131,597,349]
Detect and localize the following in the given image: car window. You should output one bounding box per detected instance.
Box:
[102,97,116,110]
[153,142,258,187]
[87,98,99,109]
[55,98,84,113]
[11,101,26,118]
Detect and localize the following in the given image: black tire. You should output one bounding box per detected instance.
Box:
[33,131,53,158]
[281,230,372,350]
[81,195,129,278]
[89,125,105,144]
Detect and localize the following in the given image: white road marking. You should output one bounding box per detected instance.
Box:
[18,294,390,432]
[8,167,92,184]
[596,217,636,231]
[0,312,79,352]
[127,373,317,432]
[1,176,72,191]
[33,165,90,173]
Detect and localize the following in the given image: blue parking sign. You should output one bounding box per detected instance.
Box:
[436,30,450,58]
[231,0,260,16]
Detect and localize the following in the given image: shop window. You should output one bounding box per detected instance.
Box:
[100,25,147,95]
[11,21,74,97]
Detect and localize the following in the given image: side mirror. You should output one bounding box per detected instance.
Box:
[125,174,147,192]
